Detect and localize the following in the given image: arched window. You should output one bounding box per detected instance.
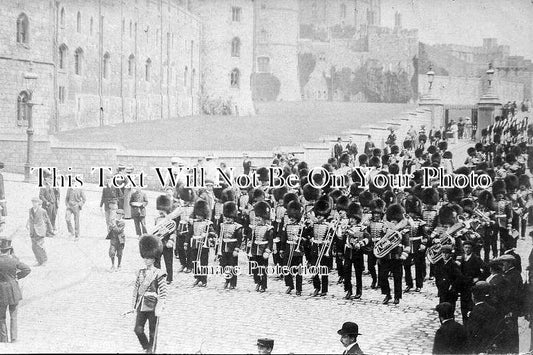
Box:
[103,52,110,79]
[60,7,65,27]
[184,66,188,86]
[59,44,68,69]
[145,58,151,81]
[128,54,135,76]
[341,3,346,19]
[16,13,29,44]
[90,17,93,35]
[230,68,240,88]
[17,91,30,126]
[76,11,81,32]
[74,47,83,75]
[231,37,241,57]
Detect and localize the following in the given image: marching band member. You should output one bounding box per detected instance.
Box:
[154,195,177,284]
[403,195,427,293]
[517,174,531,239]
[342,202,370,300]
[249,201,274,292]
[366,198,385,289]
[175,188,196,273]
[333,194,350,285]
[189,199,216,287]
[218,201,243,290]
[272,187,288,273]
[281,201,305,296]
[377,204,410,305]
[492,180,514,254]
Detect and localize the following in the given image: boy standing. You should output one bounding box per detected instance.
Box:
[27,197,53,266]
[107,209,126,271]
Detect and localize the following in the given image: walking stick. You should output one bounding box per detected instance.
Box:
[152,316,160,354]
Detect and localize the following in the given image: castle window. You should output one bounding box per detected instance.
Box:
[191,68,196,91]
[17,91,30,126]
[231,7,241,22]
[230,68,240,88]
[257,57,270,73]
[76,11,81,33]
[231,37,241,57]
[90,17,94,35]
[129,20,132,37]
[16,13,29,44]
[74,47,83,75]
[259,28,268,42]
[145,58,151,81]
[128,54,135,76]
[58,86,66,104]
[184,66,188,87]
[341,3,346,19]
[59,44,68,69]
[103,52,110,79]
[60,8,65,27]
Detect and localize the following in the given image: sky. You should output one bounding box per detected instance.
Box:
[380,0,533,58]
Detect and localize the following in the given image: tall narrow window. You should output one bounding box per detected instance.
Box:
[145,58,151,81]
[191,68,196,91]
[90,17,93,35]
[230,68,240,88]
[60,8,65,27]
[58,86,66,103]
[76,11,81,33]
[17,91,30,126]
[128,54,135,76]
[231,37,240,57]
[184,66,188,86]
[129,21,132,37]
[231,7,242,22]
[103,52,110,79]
[74,47,83,75]
[16,13,29,44]
[59,44,68,69]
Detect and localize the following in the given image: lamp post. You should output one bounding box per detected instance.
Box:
[419,63,442,129]
[23,67,38,183]
[477,62,501,140]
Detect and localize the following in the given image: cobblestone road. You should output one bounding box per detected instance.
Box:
[0,140,531,353]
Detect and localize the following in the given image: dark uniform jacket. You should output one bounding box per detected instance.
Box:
[432,319,468,354]
[0,254,31,306]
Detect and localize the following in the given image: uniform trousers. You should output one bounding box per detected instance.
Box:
[366,252,378,284]
[378,258,403,299]
[155,247,173,283]
[220,252,238,287]
[30,236,47,265]
[192,247,209,284]
[498,227,516,254]
[134,310,157,352]
[284,254,303,292]
[311,244,332,293]
[250,255,268,289]
[344,252,364,294]
[404,252,425,289]
[175,233,189,268]
[0,304,17,342]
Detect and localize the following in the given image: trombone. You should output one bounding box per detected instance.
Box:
[315,219,340,268]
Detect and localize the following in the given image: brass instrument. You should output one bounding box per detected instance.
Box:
[473,208,492,224]
[426,222,466,264]
[373,219,409,258]
[192,219,212,263]
[150,218,177,240]
[315,219,340,268]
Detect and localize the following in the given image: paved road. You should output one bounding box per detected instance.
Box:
[0,139,531,353]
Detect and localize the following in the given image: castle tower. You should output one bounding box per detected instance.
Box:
[253,0,301,101]
[190,0,255,115]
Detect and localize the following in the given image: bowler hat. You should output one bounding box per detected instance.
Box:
[337,322,361,336]
[0,238,12,251]
[257,338,274,348]
[440,245,453,253]
[498,254,515,263]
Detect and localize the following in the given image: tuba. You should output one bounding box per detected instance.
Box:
[373,219,409,259]
[151,218,177,239]
[473,208,492,224]
[426,222,466,264]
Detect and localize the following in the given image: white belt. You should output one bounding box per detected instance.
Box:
[254,241,268,245]
[223,238,237,243]
[193,235,206,240]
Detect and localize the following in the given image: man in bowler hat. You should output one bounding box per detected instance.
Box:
[338,322,363,354]
[432,302,468,354]
[257,338,274,354]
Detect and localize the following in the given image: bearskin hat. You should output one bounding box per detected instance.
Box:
[256,167,270,182]
[213,187,223,200]
[438,141,448,151]
[492,179,507,196]
[253,201,271,220]
[439,205,455,225]
[139,234,163,259]
[252,188,265,202]
[389,163,400,175]
[460,198,475,214]
[505,153,516,164]
[359,191,373,208]
[193,199,211,219]
[328,189,343,203]
[303,183,321,202]
[493,134,501,144]
[179,188,196,203]
[412,170,424,185]
[347,202,362,221]
[368,156,380,168]
[519,174,531,188]
[404,195,422,216]
[349,183,363,198]
[369,199,385,214]
[297,161,308,172]
[419,133,427,144]
[314,196,332,217]
[391,145,400,155]
[286,201,302,220]
[446,187,464,204]
[442,151,453,160]
[372,147,382,157]
[474,142,484,151]
[427,145,437,155]
[223,201,238,219]
[381,155,390,167]
[504,174,519,192]
[454,166,471,176]
[410,183,424,199]
[386,203,404,222]
[156,194,172,212]
[283,192,299,208]
[421,187,439,206]
[382,190,396,207]
[467,147,476,156]
[414,148,424,159]
[403,140,412,149]
[358,154,368,166]
[336,195,350,211]
[272,186,288,202]
[431,153,441,165]
[221,187,235,203]
[339,153,350,166]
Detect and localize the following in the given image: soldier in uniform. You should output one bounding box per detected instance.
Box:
[307,196,334,297]
[281,201,305,296]
[189,199,216,287]
[175,188,196,273]
[476,191,498,262]
[154,195,177,284]
[249,201,274,292]
[301,184,321,265]
[217,201,243,289]
[271,187,288,273]
[403,195,427,293]
[0,162,5,218]
[492,180,513,254]
[377,204,410,305]
[342,202,370,300]
[366,198,386,289]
